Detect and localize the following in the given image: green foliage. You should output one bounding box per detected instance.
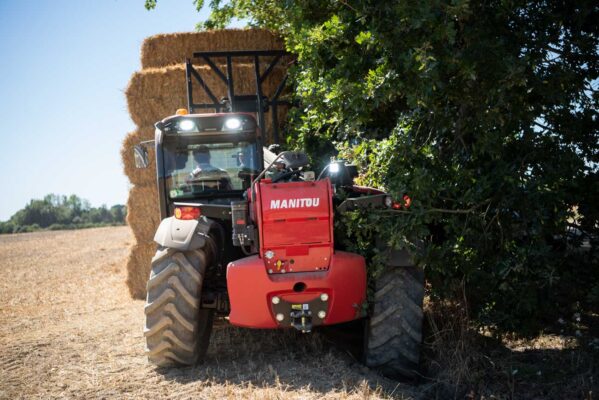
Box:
[149,0,599,332]
[0,194,127,234]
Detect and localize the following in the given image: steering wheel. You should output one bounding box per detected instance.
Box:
[272,170,301,183]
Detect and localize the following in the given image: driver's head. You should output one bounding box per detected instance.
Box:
[194,145,211,164]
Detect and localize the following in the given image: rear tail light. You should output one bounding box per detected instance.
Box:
[386,195,412,210]
[174,206,200,220]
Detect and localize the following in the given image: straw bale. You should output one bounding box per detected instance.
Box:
[126,63,289,144]
[121,127,156,187]
[141,29,284,69]
[259,106,290,144]
[124,30,292,299]
[126,184,160,243]
[125,241,157,299]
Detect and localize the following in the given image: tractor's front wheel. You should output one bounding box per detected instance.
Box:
[144,247,214,367]
[365,266,424,380]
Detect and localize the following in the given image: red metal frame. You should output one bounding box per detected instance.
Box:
[226,251,366,328]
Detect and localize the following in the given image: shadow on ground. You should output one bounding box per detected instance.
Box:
[153,318,597,399]
[154,322,421,398]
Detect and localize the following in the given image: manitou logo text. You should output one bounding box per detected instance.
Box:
[270,198,320,209]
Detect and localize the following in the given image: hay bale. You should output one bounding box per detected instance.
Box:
[125,63,288,137]
[126,184,160,244]
[141,29,284,69]
[125,241,157,299]
[123,29,293,300]
[121,127,156,187]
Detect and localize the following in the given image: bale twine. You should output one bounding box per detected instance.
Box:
[121,127,156,187]
[125,241,158,300]
[141,29,284,69]
[126,184,160,245]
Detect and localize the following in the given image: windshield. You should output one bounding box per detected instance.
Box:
[163,138,259,199]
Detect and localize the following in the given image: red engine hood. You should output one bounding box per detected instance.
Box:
[254,179,334,273]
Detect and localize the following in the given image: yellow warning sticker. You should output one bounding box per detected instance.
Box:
[291,304,302,310]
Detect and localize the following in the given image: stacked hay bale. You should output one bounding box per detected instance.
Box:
[122,29,287,299]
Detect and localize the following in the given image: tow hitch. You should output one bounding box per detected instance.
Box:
[290,306,313,333]
[271,295,329,333]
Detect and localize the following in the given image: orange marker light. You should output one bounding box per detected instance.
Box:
[174,206,200,220]
[175,108,189,115]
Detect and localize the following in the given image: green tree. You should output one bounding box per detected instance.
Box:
[1,195,127,233]
[148,0,598,331]
[110,205,127,224]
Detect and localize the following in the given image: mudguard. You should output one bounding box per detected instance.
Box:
[153,216,212,251]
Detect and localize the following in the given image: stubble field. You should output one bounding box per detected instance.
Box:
[1,227,595,399]
[0,227,418,399]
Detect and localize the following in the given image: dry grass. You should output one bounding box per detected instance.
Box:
[422,299,597,399]
[0,227,417,399]
[1,227,593,399]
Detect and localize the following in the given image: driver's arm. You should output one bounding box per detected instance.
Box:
[187,167,202,182]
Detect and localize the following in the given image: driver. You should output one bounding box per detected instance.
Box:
[187,145,233,190]
[236,152,247,169]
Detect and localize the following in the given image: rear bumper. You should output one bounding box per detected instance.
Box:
[226,251,366,329]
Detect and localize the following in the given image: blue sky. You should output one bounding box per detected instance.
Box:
[0,0,238,220]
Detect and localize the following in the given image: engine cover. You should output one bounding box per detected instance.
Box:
[255,179,334,273]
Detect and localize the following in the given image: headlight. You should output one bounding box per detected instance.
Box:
[329,162,340,174]
[224,118,242,130]
[178,119,196,131]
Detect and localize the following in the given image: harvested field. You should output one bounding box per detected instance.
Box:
[0,227,417,399]
[0,227,594,399]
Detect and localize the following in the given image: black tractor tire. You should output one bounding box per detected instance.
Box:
[365,266,424,380]
[144,247,214,367]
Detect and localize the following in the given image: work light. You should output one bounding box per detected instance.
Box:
[329,162,340,174]
[178,119,196,131]
[224,118,242,130]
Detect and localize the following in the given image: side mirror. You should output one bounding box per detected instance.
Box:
[133,145,149,169]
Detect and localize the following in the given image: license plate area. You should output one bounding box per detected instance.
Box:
[271,297,329,332]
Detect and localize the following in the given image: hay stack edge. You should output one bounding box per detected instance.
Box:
[122,29,286,299]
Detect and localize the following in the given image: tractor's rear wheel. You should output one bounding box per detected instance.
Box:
[144,247,214,367]
[365,266,424,380]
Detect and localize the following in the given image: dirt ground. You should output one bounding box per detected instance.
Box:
[0,227,421,400]
[1,227,595,399]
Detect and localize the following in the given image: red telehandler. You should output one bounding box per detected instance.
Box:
[133,50,424,379]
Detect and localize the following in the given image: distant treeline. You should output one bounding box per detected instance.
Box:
[0,194,127,234]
